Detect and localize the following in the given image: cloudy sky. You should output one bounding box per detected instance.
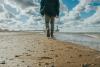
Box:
[0,0,100,32]
[61,0,100,32]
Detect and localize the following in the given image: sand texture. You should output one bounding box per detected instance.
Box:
[0,32,100,67]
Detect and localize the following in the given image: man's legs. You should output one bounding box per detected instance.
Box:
[45,15,50,37]
[50,17,55,38]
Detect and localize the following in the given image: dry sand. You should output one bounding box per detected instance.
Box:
[0,32,100,67]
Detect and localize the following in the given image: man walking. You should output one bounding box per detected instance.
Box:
[40,0,60,38]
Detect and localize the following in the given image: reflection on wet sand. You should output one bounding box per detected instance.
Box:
[55,33,100,51]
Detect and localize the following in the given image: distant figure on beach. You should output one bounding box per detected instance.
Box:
[40,0,60,38]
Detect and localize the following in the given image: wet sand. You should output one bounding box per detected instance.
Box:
[55,33,100,51]
[0,32,100,67]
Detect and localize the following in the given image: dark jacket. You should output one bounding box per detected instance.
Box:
[40,0,60,17]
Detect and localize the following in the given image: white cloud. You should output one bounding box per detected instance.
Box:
[0,0,46,31]
[60,0,100,32]
[0,0,100,32]
[83,7,100,24]
[68,0,88,19]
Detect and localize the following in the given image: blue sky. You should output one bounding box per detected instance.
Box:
[62,0,96,19]
[63,0,79,10]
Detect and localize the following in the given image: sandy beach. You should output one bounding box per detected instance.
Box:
[0,32,100,67]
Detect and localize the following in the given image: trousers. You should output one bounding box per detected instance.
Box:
[45,15,55,37]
